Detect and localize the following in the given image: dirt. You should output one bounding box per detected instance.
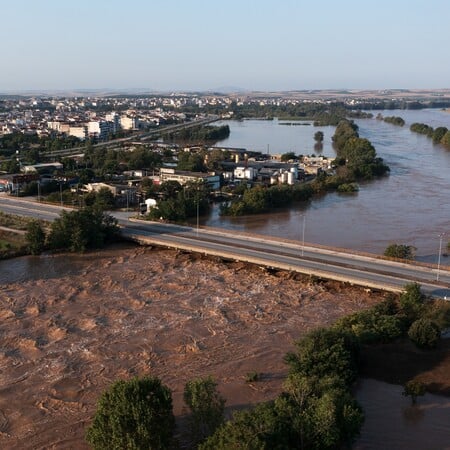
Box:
[0,244,389,449]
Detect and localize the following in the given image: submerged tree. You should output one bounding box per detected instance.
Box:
[184,376,225,446]
[402,380,426,405]
[86,377,175,450]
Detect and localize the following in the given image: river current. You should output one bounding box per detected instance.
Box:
[203,110,450,261]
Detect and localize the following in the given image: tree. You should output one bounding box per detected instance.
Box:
[314,131,324,143]
[402,380,426,405]
[432,126,448,144]
[383,243,415,260]
[285,328,360,387]
[441,130,450,148]
[86,377,175,450]
[94,187,116,210]
[183,376,225,446]
[399,283,424,323]
[408,318,441,348]
[25,220,46,255]
[47,207,119,252]
[281,152,297,162]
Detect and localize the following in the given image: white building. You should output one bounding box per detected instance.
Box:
[120,115,139,130]
[88,121,112,140]
[234,166,257,180]
[68,125,87,140]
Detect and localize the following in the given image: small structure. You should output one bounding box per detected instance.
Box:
[159,168,220,190]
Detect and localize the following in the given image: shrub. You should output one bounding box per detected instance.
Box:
[402,380,426,405]
[408,318,441,349]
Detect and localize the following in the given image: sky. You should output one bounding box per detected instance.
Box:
[1,0,450,92]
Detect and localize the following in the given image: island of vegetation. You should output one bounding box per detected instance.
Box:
[410,122,450,146]
[377,114,405,126]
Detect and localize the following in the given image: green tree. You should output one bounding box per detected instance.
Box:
[183,376,225,446]
[441,130,450,148]
[47,207,119,252]
[285,328,360,387]
[408,318,441,349]
[314,131,324,143]
[86,377,175,450]
[399,283,424,323]
[280,151,297,162]
[25,220,46,255]
[402,380,426,405]
[432,126,448,144]
[94,187,116,210]
[384,243,415,260]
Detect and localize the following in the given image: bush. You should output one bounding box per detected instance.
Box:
[408,318,441,349]
[384,244,415,260]
[86,377,175,450]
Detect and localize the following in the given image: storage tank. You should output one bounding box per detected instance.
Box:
[281,172,288,184]
[287,172,295,185]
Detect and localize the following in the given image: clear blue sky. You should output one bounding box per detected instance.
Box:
[2,0,449,92]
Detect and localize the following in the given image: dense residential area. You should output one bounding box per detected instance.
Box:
[0,92,400,219]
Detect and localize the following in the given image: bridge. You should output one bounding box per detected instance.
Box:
[1,195,449,298]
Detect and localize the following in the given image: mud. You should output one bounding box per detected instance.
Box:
[0,245,383,449]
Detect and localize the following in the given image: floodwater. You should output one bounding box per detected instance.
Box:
[355,378,450,450]
[204,111,450,260]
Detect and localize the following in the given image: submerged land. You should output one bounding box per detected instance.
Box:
[1,244,450,449]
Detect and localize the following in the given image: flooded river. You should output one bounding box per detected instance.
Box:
[204,110,450,260]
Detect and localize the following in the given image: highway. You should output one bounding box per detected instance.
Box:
[1,195,449,298]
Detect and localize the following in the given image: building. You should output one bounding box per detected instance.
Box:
[159,168,220,190]
[120,115,139,130]
[234,166,257,180]
[68,125,87,140]
[88,121,112,140]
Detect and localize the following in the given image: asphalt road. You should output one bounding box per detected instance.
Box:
[2,195,449,298]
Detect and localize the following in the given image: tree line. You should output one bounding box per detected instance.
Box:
[410,122,450,146]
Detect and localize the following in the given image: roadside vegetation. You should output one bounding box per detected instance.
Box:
[25,207,120,254]
[85,282,450,449]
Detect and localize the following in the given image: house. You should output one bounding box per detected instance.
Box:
[159,168,220,190]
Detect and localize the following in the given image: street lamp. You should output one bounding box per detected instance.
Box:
[437,232,446,281]
[37,180,41,203]
[301,213,306,257]
[59,181,63,206]
[196,195,200,236]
